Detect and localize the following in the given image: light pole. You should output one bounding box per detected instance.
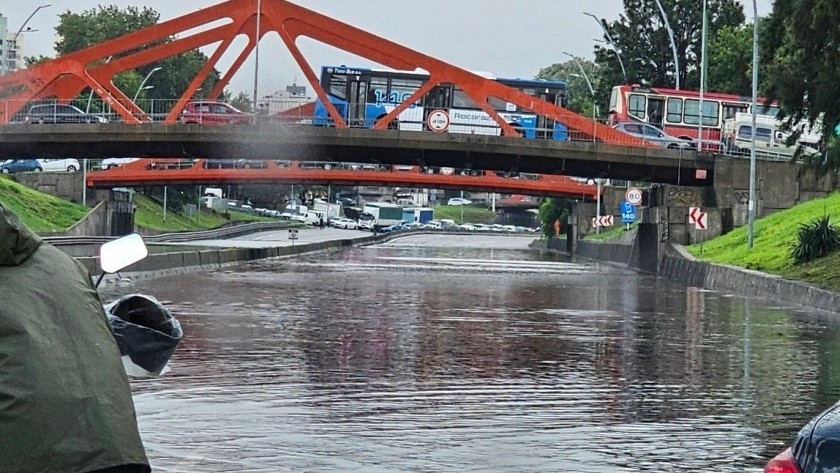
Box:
[652,0,681,90]
[564,52,597,142]
[583,12,627,85]
[133,66,162,103]
[252,0,262,123]
[1,4,51,76]
[748,0,758,249]
[698,0,709,153]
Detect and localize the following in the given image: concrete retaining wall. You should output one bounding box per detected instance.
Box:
[545,235,840,314]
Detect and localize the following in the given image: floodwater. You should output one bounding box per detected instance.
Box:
[100,234,840,472]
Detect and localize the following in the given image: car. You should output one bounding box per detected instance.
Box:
[24,103,108,124]
[764,399,840,472]
[39,159,81,172]
[0,159,42,173]
[447,197,473,206]
[101,158,140,170]
[179,101,251,125]
[203,159,267,169]
[612,122,695,149]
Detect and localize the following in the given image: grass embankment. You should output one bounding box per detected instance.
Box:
[685,191,840,293]
[433,205,497,224]
[0,177,89,232]
[0,177,269,234]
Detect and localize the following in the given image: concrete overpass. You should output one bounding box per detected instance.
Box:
[0,123,712,185]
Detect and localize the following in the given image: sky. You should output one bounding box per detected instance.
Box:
[1,0,774,97]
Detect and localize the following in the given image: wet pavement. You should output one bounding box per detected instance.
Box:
[99,234,840,472]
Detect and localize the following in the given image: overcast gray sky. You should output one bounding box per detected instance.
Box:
[3,0,773,97]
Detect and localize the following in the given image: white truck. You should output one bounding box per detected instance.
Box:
[312,202,341,222]
[359,203,404,230]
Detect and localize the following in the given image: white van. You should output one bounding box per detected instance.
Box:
[724,114,821,159]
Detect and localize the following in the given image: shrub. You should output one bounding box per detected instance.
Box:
[791,215,840,264]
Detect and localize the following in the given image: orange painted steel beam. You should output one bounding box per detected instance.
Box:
[86,159,598,199]
[0,0,648,148]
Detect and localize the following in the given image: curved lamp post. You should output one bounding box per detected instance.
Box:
[652,0,681,90]
[748,0,758,249]
[563,52,597,143]
[1,4,51,76]
[133,66,162,103]
[583,12,628,85]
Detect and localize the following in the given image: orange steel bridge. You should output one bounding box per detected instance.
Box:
[0,0,647,149]
[86,159,598,200]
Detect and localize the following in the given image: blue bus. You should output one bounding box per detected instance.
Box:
[313,66,568,139]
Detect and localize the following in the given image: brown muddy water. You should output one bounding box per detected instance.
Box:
[99,234,840,472]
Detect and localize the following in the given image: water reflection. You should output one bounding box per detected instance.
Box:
[100,235,840,472]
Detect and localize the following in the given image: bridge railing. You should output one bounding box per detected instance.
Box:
[0,97,810,162]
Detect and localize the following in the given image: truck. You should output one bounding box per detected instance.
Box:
[402,207,434,224]
[280,204,307,221]
[312,201,342,222]
[359,203,403,230]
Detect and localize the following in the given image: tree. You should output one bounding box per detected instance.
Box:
[762,0,840,142]
[595,0,745,91]
[706,23,754,96]
[53,6,220,104]
[537,59,602,118]
[537,198,574,239]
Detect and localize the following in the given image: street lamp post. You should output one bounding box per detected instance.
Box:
[563,52,597,142]
[583,12,628,85]
[133,66,162,103]
[252,0,262,123]
[652,0,681,90]
[748,0,758,249]
[0,4,51,76]
[698,0,709,153]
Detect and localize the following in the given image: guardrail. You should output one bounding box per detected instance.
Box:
[43,221,297,246]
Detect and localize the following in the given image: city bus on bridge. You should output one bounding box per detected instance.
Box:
[608,84,781,151]
[312,66,569,140]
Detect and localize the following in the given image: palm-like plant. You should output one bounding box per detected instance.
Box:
[791,215,840,264]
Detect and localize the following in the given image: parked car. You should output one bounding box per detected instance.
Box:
[764,399,840,472]
[101,158,140,170]
[612,122,695,149]
[447,197,473,206]
[179,101,251,125]
[0,159,42,173]
[39,159,80,172]
[24,103,108,124]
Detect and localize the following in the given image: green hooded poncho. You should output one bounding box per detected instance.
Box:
[0,205,150,473]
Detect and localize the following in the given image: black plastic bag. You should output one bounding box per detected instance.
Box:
[104,294,183,376]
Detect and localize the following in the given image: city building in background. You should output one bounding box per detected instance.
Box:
[0,14,25,75]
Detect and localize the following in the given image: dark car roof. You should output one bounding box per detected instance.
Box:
[794,401,840,472]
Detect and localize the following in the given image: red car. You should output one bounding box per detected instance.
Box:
[179,101,251,125]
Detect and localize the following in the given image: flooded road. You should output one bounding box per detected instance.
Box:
[101,234,840,472]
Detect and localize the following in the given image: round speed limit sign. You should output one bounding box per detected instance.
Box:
[625,187,643,206]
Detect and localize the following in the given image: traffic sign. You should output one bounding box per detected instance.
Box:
[625,187,643,206]
[426,109,450,132]
[591,215,614,228]
[620,200,636,223]
[695,212,708,230]
[688,206,702,225]
[288,229,299,240]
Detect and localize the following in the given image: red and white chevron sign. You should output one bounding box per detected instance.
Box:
[689,206,702,225]
[591,215,614,227]
[689,207,708,230]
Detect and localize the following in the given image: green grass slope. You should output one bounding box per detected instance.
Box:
[686,191,840,292]
[0,177,89,233]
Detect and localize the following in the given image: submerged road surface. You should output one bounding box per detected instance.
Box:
[100,234,840,472]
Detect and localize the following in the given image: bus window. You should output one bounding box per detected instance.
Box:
[666,98,683,123]
[722,104,746,121]
[424,86,451,108]
[453,89,478,109]
[629,94,646,119]
[487,96,509,112]
[390,78,423,105]
[329,74,347,100]
[609,88,618,110]
[685,99,720,126]
[702,101,719,126]
[370,77,388,105]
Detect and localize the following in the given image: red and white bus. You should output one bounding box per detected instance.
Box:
[608,84,779,150]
